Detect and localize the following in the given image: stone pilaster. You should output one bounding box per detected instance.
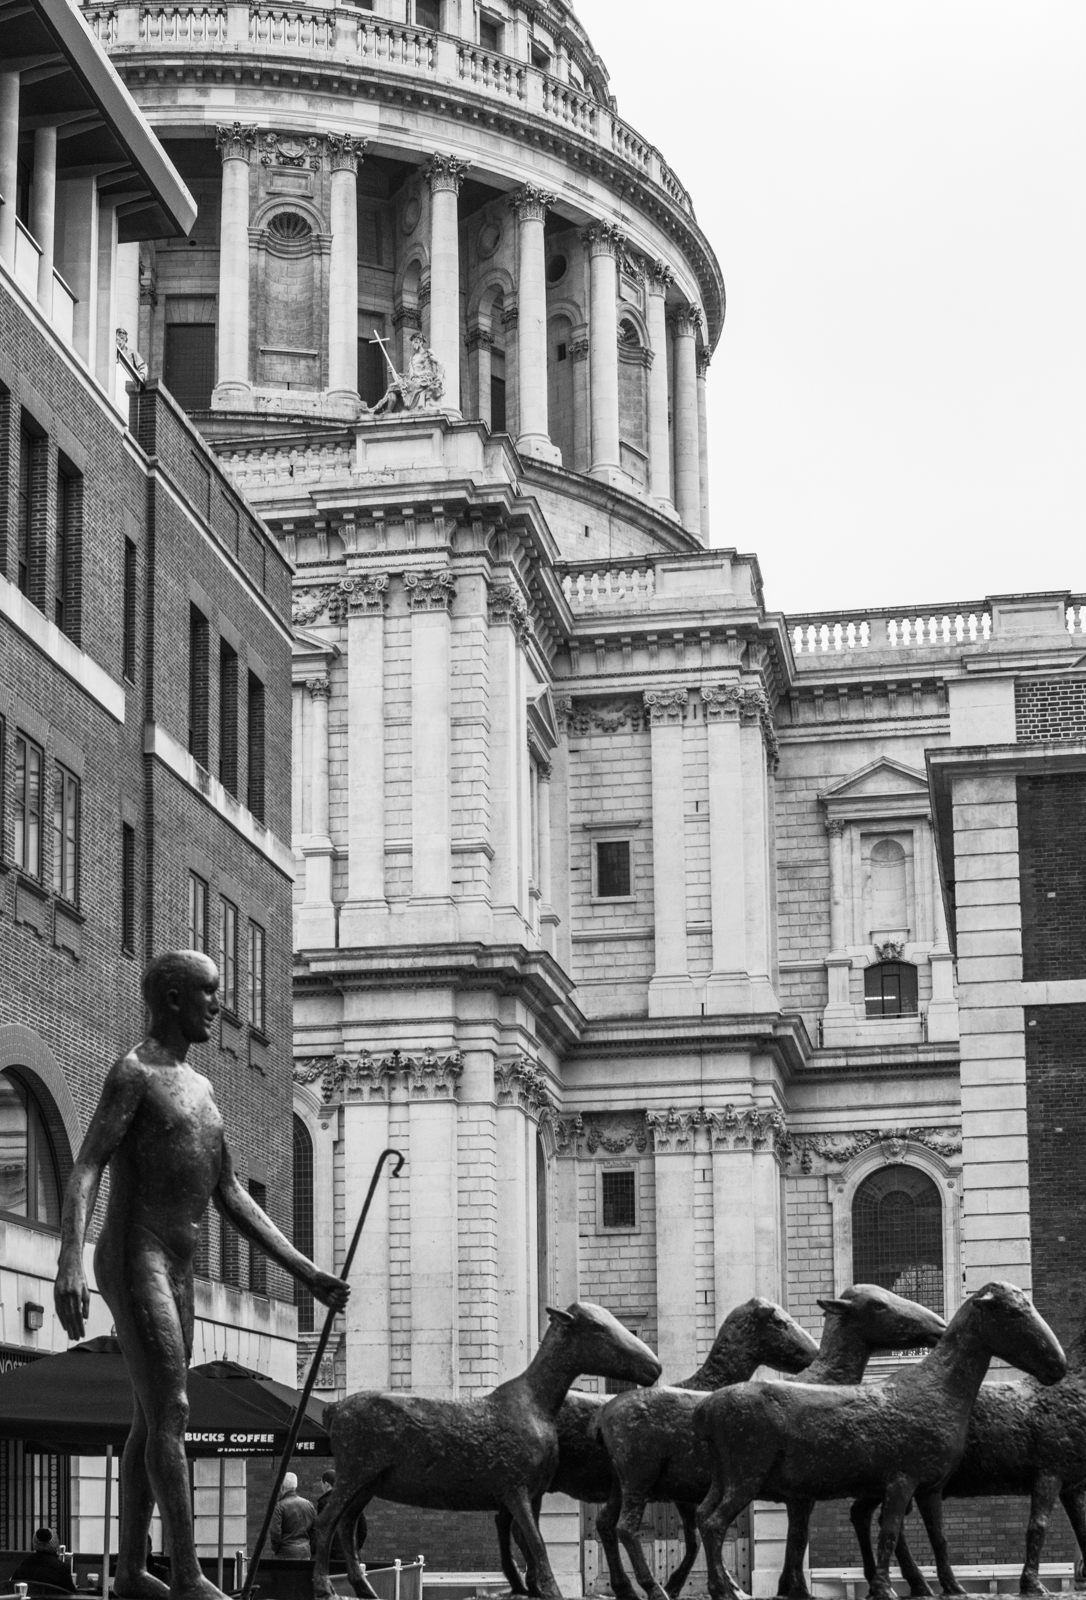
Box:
[213,122,257,403]
[648,1107,702,1378]
[406,568,456,932]
[341,573,390,947]
[645,688,696,1016]
[406,1049,463,1395]
[297,674,334,948]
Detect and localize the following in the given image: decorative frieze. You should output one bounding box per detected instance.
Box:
[487,581,531,637]
[293,1048,464,1102]
[292,584,338,627]
[788,1126,963,1176]
[583,1111,648,1155]
[495,1055,553,1117]
[425,153,470,194]
[510,184,556,223]
[259,131,323,170]
[643,688,688,726]
[404,568,456,611]
[560,698,646,736]
[215,122,258,163]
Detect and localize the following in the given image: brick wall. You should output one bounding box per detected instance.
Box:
[1017,775,1086,983]
[1025,1002,1086,1351]
[808,1496,1076,1567]
[1016,677,1086,743]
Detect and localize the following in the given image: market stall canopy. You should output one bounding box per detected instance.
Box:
[0,1338,331,1455]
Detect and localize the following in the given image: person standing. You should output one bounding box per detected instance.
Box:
[270,1474,316,1559]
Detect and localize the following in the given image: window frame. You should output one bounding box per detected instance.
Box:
[248,919,266,1035]
[121,822,137,954]
[0,1068,63,1233]
[851,1163,946,1322]
[188,871,209,954]
[219,896,239,1015]
[864,959,919,1018]
[52,763,80,907]
[593,835,634,903]
[14,732,44,880]
[597,1163,639,1235]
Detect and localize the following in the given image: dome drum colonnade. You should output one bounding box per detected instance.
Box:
[210,121,712,532]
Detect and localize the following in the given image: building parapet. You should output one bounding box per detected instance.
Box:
[788,595,1086,664]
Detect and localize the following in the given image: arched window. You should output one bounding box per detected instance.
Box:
[292,1115,315,1334]
[864,960,918,1017]
[0,1069,61,1228]
[870,837,908,930]
[852,1165,944,1315]
[617,317,649,487]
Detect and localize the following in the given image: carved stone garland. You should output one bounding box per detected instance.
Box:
[294,1048,464,1103]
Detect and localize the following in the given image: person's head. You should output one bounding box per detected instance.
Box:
[143,951,220,1044]
[410,332,424,350]
[34,1529,58,1554]
[321,1470,335,1490]
[281,1473,298,1498]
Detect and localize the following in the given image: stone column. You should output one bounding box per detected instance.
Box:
[510,184,560,463]
[406,1049,463,1396]
[425,154,469,412]
[671,302,701,533]
[488,580,530,938]
[495,1061,542,1379]
[703,685,747,1013]
[649,1110,701,1379]
[537,759,556,956]
[341,573,390,946]
[570,335,590,473]
[697,346,711,540]
[584,222,625,482]
[327,134,365,404]
[213,122,256,402]
[823,817,852,1026]
[298,675,335,949]
[31,126,57,314]
[467,325,493,426]
[0,72,18,270]
[115,242,141,357]
[645,689,696,1017]
[646,260,674,512]
[342,1058,395,1392]
[739,687,779,1012]
[407,568,456,927]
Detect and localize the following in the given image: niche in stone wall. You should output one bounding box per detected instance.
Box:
[618,315,650,487]
[862,833,914,943]
[548,313,574,466]
[256,210,323,390]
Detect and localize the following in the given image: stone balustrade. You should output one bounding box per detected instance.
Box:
[561,564,657,608]
[790,610,994,655]
[85,0,695,218]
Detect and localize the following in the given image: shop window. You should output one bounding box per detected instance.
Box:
[864,960,918,1018]
[852,1165,944,1316]
[293,1115,315,1333]
[0,1069,62,1228]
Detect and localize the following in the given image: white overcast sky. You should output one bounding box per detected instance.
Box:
[575,0,1086,617]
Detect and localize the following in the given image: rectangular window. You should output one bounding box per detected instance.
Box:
[14,734,43,878]
[358,211,383,268]
[163,324,216,413]
[247,671,265,822]
[52,765,80,905]
[219,897,238,1014]
[220,1215,240,1287]
[188,605,210,767]
[479,14,501,50]
[490,376,507,433]
[415,0,440,27]
[122,538,138,682]
[601,1169,637,1231]
[248,920,266,1033]
[121,823,136,954]
[219,642,238,795]
[248,1179,268,1295]
[16,425,37,598]
[596,838,632,899]
[188,872,208,953]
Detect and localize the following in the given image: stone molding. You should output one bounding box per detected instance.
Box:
[643,688,688,726]
[582,221,628,257]
[495,1055,553,1117]
[789,1126,963,1176]
[426,153,471,193]
[259,130,323,169]
[327,132,367,172]
[509,184,556,222]
[294,1048,464,1103]
[305,675,331,700]
[701,685,741,722]
[404,568,456,611]
[569,336,590,362]
[487,580,531,637]
[215,122,258,163]
[466,324,494,352]
[670,302,702,338]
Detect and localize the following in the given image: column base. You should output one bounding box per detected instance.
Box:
[654,496,681,521]
[926,1000,960,1042]
[211,380,252,408]
[325,386,362,412]
[647,973,698,1018]
[704,972,779,1015]
[517,432,563,465]
[296,903,336,950]
[339,900,390,947]
[589,462,629,490]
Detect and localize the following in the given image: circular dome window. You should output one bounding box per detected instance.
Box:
[546,254,568,284]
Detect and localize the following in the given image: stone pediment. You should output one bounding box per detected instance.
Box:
[527,685,561,755]
[820,757,931,822]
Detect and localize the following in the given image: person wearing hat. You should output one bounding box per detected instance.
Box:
[270,1474,316,1560]
[10,1529,76,1592]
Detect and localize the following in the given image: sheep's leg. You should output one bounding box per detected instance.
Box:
[913,1488,964,1599]
[894,1526,932,1598]
[1022,1473,1061,1595]
[615,1490,668,1600]
[505,1488,561,1600]
[872,1477,914,1600]
[522,1497,544,1598]
[695,1468,754,1600]
[1057,1485,1086,1587]
[340,1505,372,1598]
[597,1482,638,1600]
[663,1502,700,1599]
[496,1507,530,1597]
[849,1498,879,1586]
[775,1497,813,1599]
[313,1480,377,1600]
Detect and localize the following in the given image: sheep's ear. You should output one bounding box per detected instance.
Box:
[817,1298,851,1314]
[546,1305,576,1326]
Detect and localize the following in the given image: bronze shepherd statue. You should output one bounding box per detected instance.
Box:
[53,951,348,1600]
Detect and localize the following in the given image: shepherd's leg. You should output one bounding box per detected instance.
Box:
[504,1489,561,1600]
[776,1498,813,1599]
[314,1481,378,1600]
[872,1478,914,1600]
[114,1394,169,1600]
[597,1483,638,1600]
[496,1508,529,1596]
[913,1489,964,1599]
[615,1489,668,1600]
[663,1503,700,1599]
[1021,1474,1061,1596]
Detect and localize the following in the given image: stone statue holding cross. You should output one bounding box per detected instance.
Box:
[368,328,445,414]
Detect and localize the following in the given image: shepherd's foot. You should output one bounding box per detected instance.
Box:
[113,1571,170,1600]
[166,1577,230,1600]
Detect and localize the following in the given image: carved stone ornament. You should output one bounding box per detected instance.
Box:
[646,259,675,295]
[704,1104,791,1158]
[425,153,471,193]
[701,685,741,722]
[342,573,390,616]
[404,568,456,611]
[788,1125,963,1176]
[294,1049,463,1103]
[583,1112,648,1156]
[739,685,780,769]
[826,817,847,838]
[215,122,258,163]
[510,184,556,223]
[495,1056,553,1117]
[643,688,688,726]
[697,347,712,379]
[554,1114,584,1155]
[561,699,646,736]
[466,324,494,353]
[487,581,531,638]
[305,675,331,700]
[327,132,367,172]
[569,336,590,362]
[647,1107,704,1153]
[260,131,324,170]
[670,301,702,338]
[292,585,337,627]
[874,939,906,963]
[582,220,628,257]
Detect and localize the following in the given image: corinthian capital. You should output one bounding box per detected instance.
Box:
[581,221,628,258]
[701,685,740,721]
[510,184,556,223]
[305,675,332,700]
[215,123,258,163]
[425,153,471,194]
[328,132,368,173]
[670,302,703,338]
[643,688,688,726]
[404,567,456,611]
